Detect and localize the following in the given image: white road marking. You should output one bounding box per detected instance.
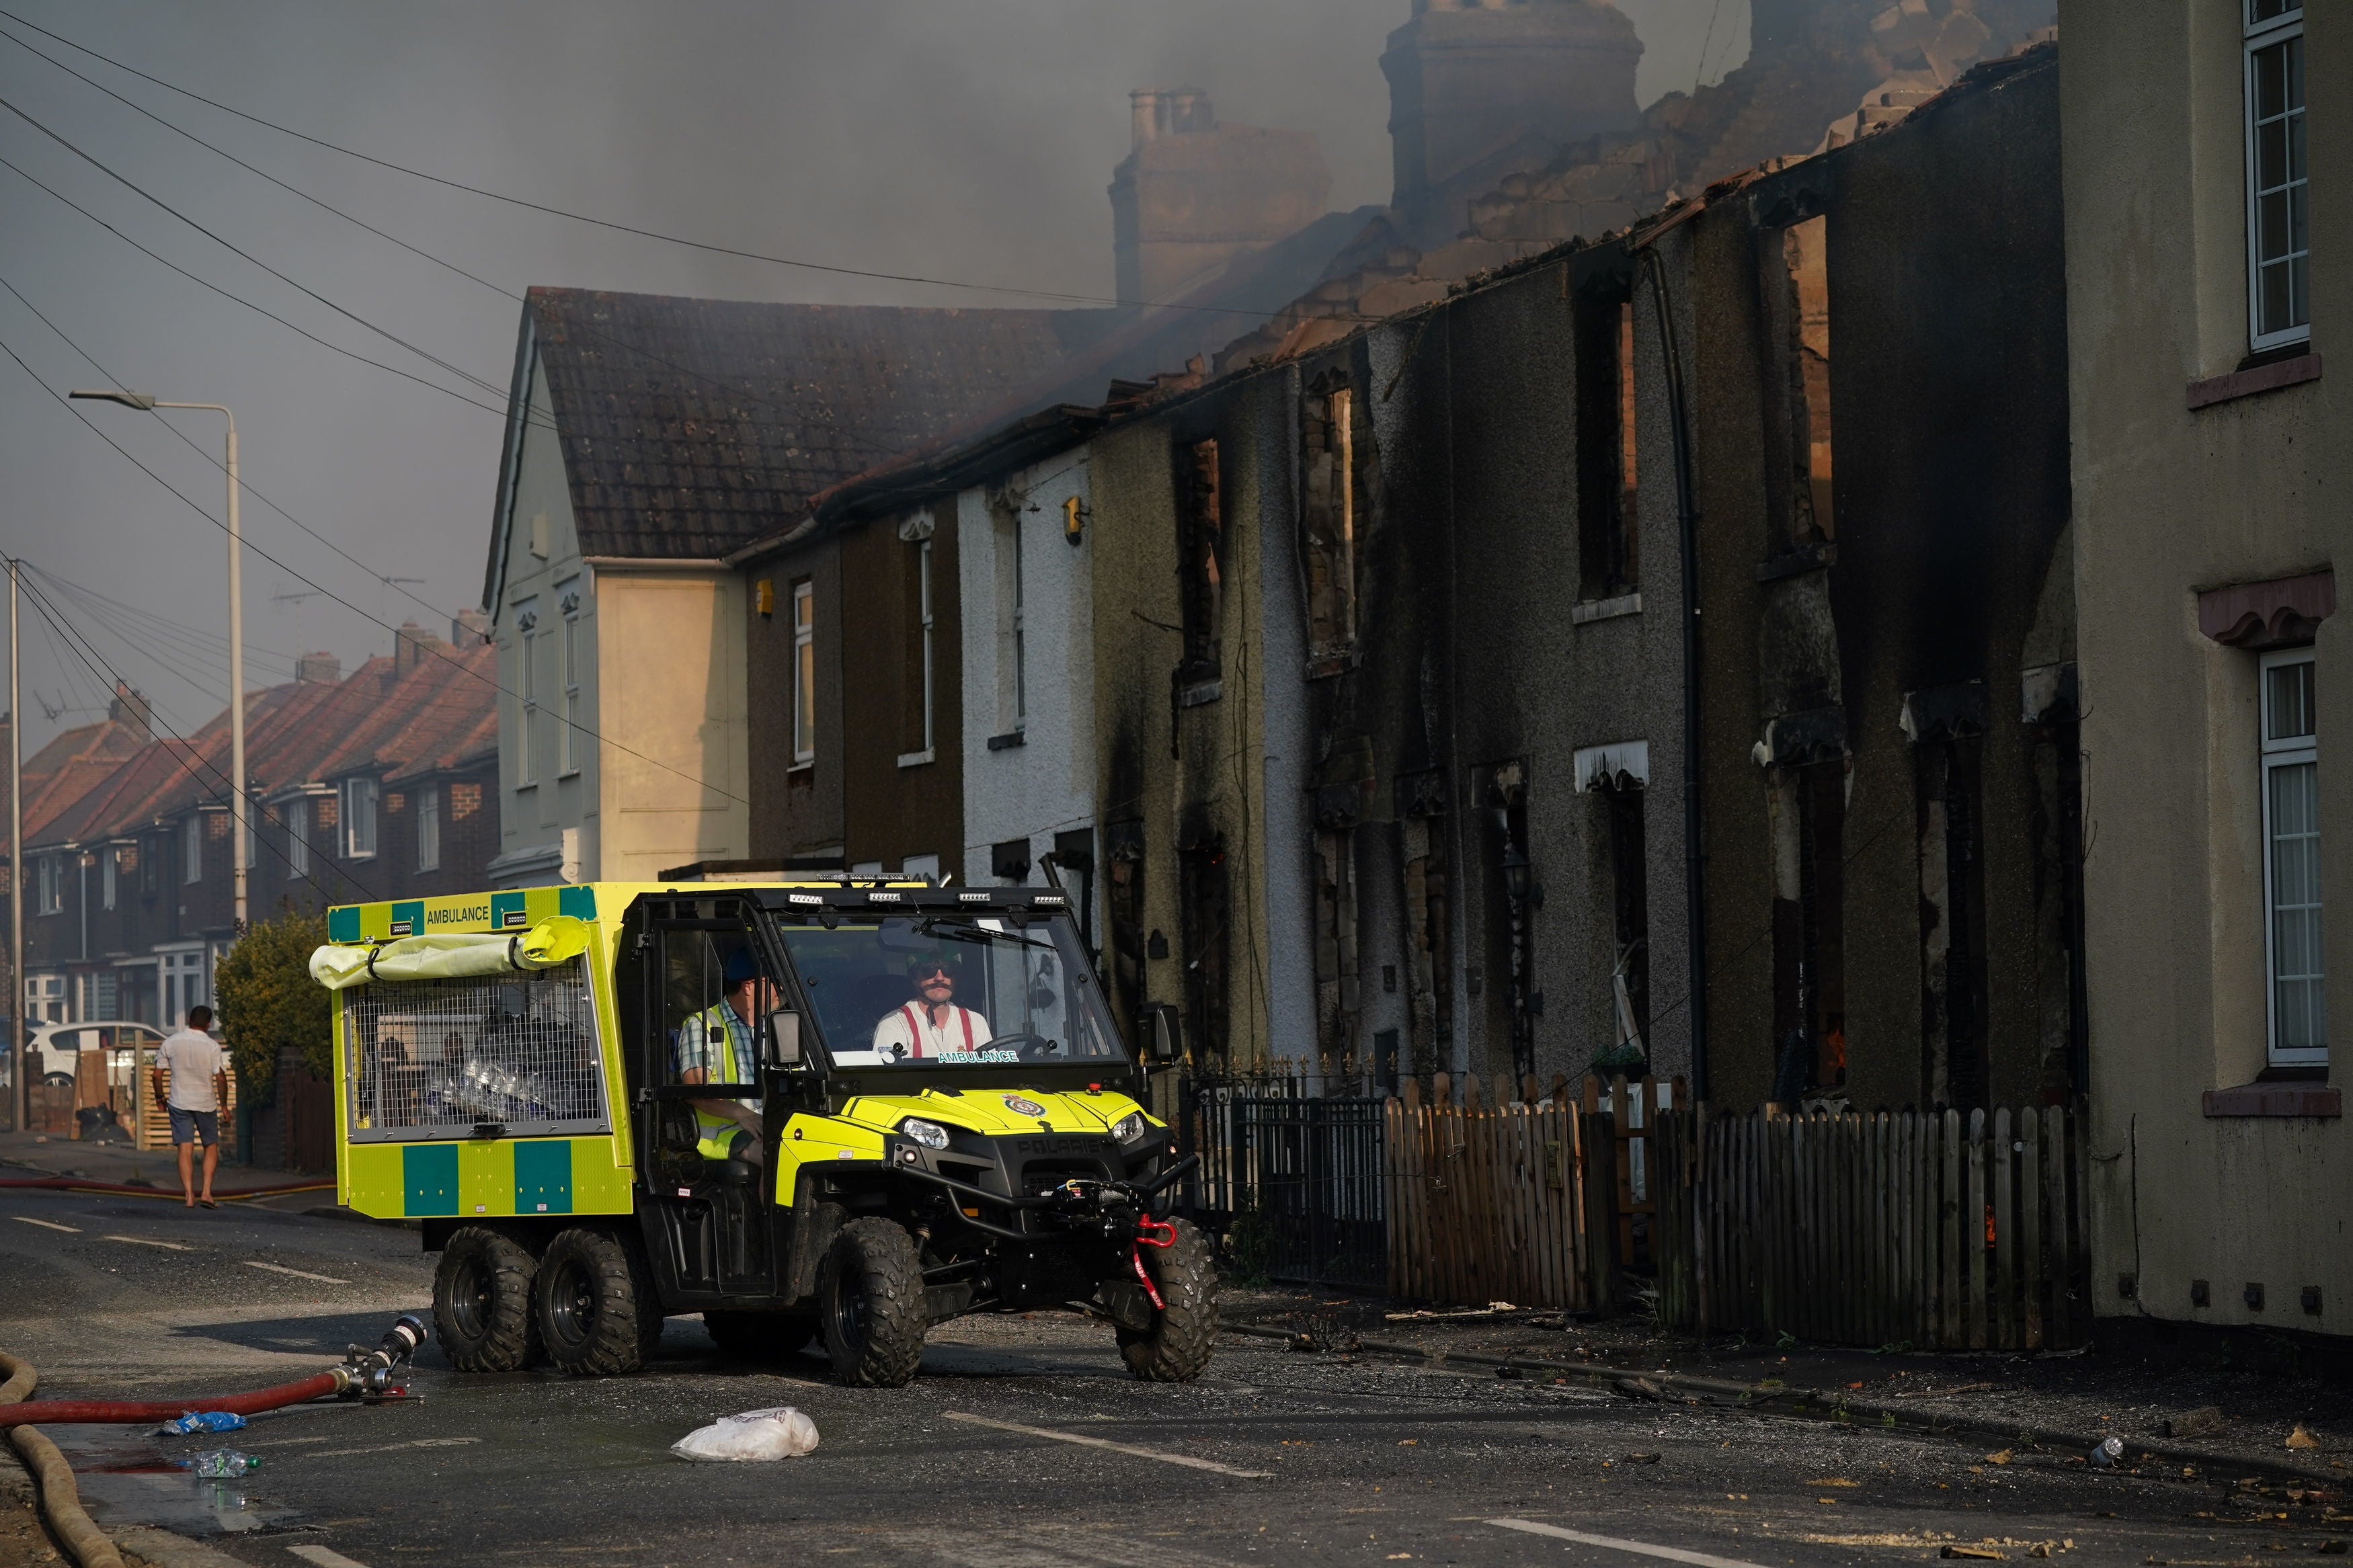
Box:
[1486,1518,1769,1568]
[943,1411,1273,1478]
[12,1216,80,1233]
[244,1261,350,1284]
[296,1436,480,1460]
[288,1546,373,1568]
[104,1234,193,1251]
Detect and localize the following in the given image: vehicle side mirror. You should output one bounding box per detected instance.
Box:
[1140,1003,1183,1067]
[763,1009,803,1067]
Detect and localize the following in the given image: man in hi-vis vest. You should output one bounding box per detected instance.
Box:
[870,950,994,1061]
[679,949,776,1163]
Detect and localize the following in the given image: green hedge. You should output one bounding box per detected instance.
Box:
[213,906,329,1107]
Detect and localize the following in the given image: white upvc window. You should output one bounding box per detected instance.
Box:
[792,579,816,766]
[286,796,310,878]
[34,854,62,914]
[996,506,1028,734]
[101,848,116,910]
[343,776,379,860]
[899,536,936,767]
[417,783,442,872]
[560,611,583,776]
[514,600,540,787]
[183,817,202,884]
[2262,649,2325,1064]
[2245,0,2309,351]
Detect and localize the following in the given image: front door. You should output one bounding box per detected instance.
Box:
[636,901,783,1298]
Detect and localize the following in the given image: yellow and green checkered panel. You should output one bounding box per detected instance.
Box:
[344,1135,633,1219]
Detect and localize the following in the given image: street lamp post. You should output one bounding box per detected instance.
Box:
[70,390,247,934]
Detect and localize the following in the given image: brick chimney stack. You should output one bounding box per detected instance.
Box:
[1382,0,1643,245]
[107,682,152,738]
[393,620,444,679]
[1110,90,1332,306]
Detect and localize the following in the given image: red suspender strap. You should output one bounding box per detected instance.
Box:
[960,1008,973,1050]
[901,1003,924,1059]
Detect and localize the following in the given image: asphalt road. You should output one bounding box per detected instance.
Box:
[2,1188,2342,1568]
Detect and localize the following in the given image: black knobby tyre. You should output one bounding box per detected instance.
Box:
[535,1227,662,1376]
[433,1226,539,1373]
[816,1216,928,1387]
[1117,1217,1217,1382]
[705,1309,818,1361]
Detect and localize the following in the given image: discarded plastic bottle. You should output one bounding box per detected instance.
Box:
[161,1411,247,1436]
[2089,1436,2124,1469]
[190,1450,260,1479]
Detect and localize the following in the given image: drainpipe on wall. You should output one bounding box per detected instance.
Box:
[1641,245,1709,1102]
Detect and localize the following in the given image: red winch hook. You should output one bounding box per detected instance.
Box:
[1129,1218,1177,1310]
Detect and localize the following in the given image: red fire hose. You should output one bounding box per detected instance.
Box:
[0,1176,335,1200]
[0,1369,349,1429]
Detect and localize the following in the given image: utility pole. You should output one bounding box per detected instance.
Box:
[9,558,22,1134]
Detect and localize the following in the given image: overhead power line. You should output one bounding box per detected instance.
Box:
[0,27,918,464]
[0,261,487,626]
[12,561,383,902]
[0,89,527,404]
[0,5,1382,326]
[0,321,752,809]
[0,151,547,427]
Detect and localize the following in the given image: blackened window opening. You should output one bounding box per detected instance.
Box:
[1605,784,1650,1050]
[1764,216,1834,549]
[1576,290,1639,597]
[1302,378,1363,671]
[1107,821,1146,1032]
[1771,761,1847,1098]
[1181,838,1232,1066]
[1179,438,1224,680]
[1919,742,1989,1110]
[1053,827,1097,954]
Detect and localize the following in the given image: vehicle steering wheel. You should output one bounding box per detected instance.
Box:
[990,1032,1064,1062]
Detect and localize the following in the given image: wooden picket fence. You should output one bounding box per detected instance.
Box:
[1650,1105,2090,1350]
[1379,1073,1671,1311]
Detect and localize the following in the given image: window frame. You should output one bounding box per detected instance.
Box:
[2260,647,2325,1066]
[514,600,540,788]
[286,795,310,878]
[100,845,116,911]
[559,615,581,776]
[1008,508,1027,731]
[2245,0,2310,352]
[417,782,442,872]
[558,583,583,778]
[907,536,936,763]
[791,579,816,767]
[343,776,380,861]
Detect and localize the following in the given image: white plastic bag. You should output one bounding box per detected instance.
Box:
[670,1406,821,1462]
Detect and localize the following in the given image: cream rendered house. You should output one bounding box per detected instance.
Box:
[483,291,754,886]
[2066,1,2351,1341]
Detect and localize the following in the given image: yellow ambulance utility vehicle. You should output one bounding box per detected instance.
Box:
[311,879,1209,1387]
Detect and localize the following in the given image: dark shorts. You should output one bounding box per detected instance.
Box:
[169,1108,219,1147]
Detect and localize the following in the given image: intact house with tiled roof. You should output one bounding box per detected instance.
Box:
[479,287,1131,886]
[8,623,498,1044]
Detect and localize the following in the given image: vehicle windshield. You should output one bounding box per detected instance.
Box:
[776,913,1125,1068]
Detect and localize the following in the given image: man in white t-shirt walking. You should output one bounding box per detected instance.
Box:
[153,1005,229,1209]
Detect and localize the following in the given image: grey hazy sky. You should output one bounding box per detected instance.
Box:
[0,0,1749,757]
